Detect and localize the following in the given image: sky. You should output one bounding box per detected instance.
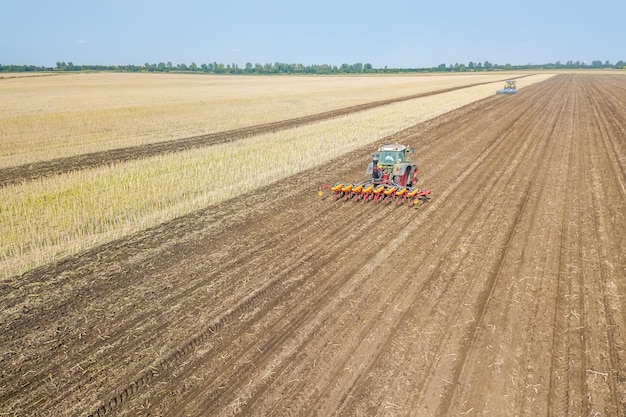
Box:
[1,0,624,69]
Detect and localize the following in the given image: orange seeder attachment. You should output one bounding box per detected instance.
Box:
[372,185,385,202]
[384,187,397,196]
[381,186,397,204]
[360,184,375,202]
[394,187,408,205]
[408,189,432,207]
[406,188,420,198]
[373,185,385,194]
[331,183,343,193]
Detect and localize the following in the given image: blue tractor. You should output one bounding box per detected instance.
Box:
[496,80,517,94]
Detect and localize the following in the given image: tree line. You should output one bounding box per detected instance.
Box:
[1,60,624,74]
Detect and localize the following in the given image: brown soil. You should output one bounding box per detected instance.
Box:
[1,74,625,417]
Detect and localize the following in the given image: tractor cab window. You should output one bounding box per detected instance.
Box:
[380,151,401,164]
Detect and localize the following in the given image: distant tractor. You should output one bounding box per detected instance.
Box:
[496,80,517,94]
[320,143,431,207]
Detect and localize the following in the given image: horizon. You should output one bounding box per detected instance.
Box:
[3,58,624,72]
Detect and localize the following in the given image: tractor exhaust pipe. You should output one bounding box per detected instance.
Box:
[371,153,381,183]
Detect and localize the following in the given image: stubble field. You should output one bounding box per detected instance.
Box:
[1,72,625,416]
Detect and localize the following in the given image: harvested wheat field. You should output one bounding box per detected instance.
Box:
[0,72,525,169]
[1,73,626,417]
[1,73,550,278]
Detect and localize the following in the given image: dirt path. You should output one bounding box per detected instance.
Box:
[1,74,625,417]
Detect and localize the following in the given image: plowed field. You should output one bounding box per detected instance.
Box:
[1,74,625,416]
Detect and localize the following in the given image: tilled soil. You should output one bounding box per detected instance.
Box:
[1,74,625,416]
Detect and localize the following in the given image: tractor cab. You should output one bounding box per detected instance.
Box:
[377,144,414,169]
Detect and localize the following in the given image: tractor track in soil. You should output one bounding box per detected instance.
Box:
[0,75,530,188]
[1,74,625,417]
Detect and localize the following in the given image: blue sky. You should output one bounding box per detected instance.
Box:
[1,0,623,68]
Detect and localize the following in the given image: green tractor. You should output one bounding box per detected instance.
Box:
[322,143,431,207]
[366,143,419,187]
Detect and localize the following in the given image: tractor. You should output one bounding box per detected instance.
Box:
[496,80,517,94]
[367,143,419,187]
[321,143,431,207]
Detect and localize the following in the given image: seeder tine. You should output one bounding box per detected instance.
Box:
[330,183,344,200]
[383,187,396,204]
[348,184,362,201]
[335,184,350,201]
[360,184,374,202]
[372,185,385,203]
[395,188,407,205]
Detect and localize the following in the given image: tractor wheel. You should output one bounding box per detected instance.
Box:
[411,165,419,185]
